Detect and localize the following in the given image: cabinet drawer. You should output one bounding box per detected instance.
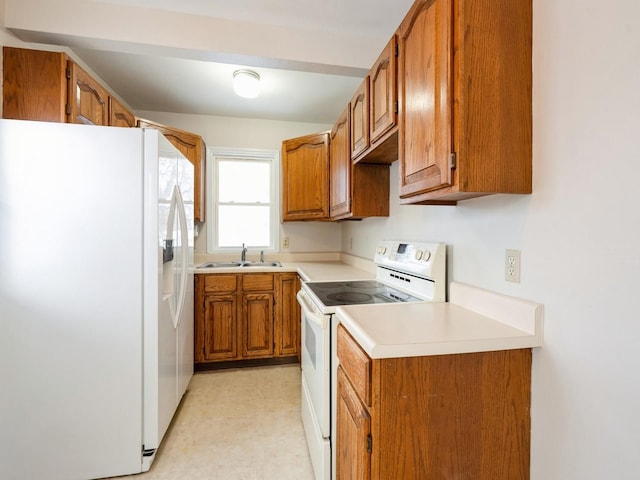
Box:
[242,273,274,291]
[203,274,237,293]
[337,325,371,406]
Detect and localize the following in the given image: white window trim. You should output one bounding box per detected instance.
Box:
[206,147,280,253]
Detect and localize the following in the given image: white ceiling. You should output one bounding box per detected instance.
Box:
[7,0,415,124]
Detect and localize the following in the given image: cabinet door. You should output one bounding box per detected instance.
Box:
[275,273,300,357]
[108,96,135,127]
[370,36,397,144]
[350,78,369,159]
[336,367,371,480]
[242,292,275,358]
[281,132,330,221]
[136,119,206,222]
[2,47,67,122]
[330,105,352,219]
[398,0,453,199]
[67,62,109,126]
[201,293,239,361]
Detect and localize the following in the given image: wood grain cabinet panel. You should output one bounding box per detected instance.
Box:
[352,36,399,165]
[201,294,238,361]
[369,35,398,145]
[68,62,110,126]
[336,325,532,479]
[276,273,301,358]
[109,96,136,127]
[330,105,352,219]
[281,132,330,221]
[136,118,207,222]
[2,47,136,128]
[350,79,369,159]
[398,0,532,204]
[242,292,275,358]
[330,105,390,221]
[195,273,300,368]
[336,367,371,480]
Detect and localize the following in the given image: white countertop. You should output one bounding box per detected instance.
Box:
[194,260,374,283]
[336,281,543,359]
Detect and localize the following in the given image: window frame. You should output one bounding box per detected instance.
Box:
[206,147,280,254]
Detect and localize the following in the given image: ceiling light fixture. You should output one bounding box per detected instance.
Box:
[233,70,260,98]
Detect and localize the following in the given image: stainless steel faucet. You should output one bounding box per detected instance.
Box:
[241,243,247,262]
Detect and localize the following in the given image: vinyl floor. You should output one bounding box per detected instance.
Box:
[114,364,314,480]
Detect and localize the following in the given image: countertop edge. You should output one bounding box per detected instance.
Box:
[337,283,544,359]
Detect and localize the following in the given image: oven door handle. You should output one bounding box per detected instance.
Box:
[297,289,328,329]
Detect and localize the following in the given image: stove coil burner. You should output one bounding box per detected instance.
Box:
[346,281,384,289]
[326,292,373,303]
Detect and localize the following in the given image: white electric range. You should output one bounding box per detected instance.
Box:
[296,240,447,480]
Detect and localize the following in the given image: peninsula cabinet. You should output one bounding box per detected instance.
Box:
[281,132,330,221]
[336,325,532,480]
[195,273,300,367]
[330,104,390,221]
[136,118,207,223]
[397,0,532,204]
[2,47,135,128]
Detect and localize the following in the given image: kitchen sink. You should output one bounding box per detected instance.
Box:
[197,261,282,268]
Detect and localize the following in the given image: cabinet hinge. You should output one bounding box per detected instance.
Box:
[366,434,372,454]
[66,68,71,80]
[394,101,399,114]
[449,152,457,170]
[65,104,71,115]
[394,44,399,57]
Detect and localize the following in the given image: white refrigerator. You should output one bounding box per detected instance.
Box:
[0,119,195,479]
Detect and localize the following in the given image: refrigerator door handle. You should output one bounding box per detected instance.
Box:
[173,185,189,329]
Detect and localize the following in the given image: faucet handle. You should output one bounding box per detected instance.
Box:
[260,250,264,263]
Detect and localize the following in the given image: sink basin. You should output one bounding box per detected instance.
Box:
[197,261,282,269]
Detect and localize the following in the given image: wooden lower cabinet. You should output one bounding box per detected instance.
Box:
[195,272,300,367]
[337,367,371,480]
[336,325,532,480]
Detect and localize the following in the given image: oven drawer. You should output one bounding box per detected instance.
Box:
[337,324,371,407]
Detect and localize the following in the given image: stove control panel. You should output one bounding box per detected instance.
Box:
[374,240,446,279]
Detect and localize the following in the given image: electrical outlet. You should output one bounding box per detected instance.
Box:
[505,249,521,283]
[282,237,289,249]
[349,237,353,251]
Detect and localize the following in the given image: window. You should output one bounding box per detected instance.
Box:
[206,148,279,252]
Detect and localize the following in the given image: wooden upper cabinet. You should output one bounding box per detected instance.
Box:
[330,105,352,219]
[136,118,206,222]
[398,0,532,204]
[2,47,135,128]
[281,132,330,221]
[398,0,453,200]
[369,35,398,145]
[350,79,369,159]
[331,105,390,221]
[2,47,67,122]
[109,96,136,127]
[351,36,399,165]
[68,62,109,126]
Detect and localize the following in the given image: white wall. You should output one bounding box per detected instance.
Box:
[136,111,341,255]
[343,1,640,478]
